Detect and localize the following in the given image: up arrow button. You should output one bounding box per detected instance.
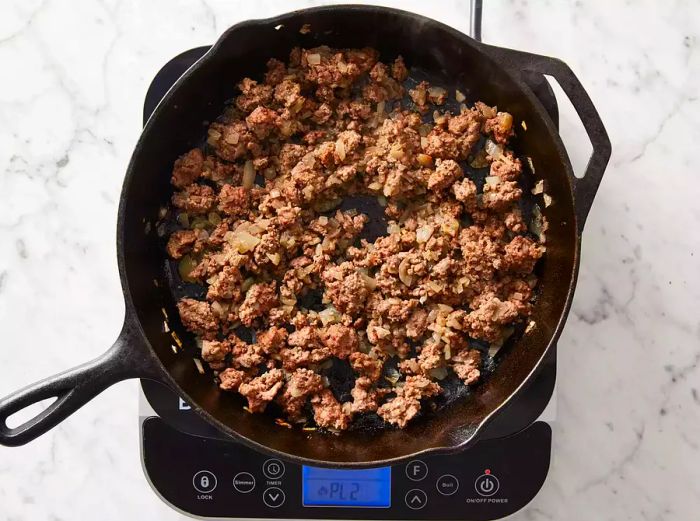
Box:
[405,489,427,510]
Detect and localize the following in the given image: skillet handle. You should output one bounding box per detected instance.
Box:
[483,45,612,234]
[0,321,160,446]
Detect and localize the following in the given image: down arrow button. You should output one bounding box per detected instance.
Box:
[263,487,286,508]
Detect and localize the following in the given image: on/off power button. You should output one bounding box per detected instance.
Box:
[474,470,499,497]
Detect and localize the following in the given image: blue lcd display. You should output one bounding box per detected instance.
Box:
[302,466,391,508]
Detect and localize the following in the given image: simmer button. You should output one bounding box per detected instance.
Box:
[233,472,256,493]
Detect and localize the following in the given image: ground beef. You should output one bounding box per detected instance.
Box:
[202,339,230,370]
[350,377,388,414]
[484,112,514,144]
[321,263,372,316]
[165,45,545,432]
[218,368,248,392]
[171,184,216,215]
[171,148,204,188]
[451,349,482,384]
[177,298,218,340]
[238,368,284,412]
[218,184,250,217]
[256,326,288,354]
[452,178,478,211]
[321,324,358,359]
[236,78,274,113]
[466,297,519,343]
[502,236,545,273]
[239,282,278,327]
[428,159,463,192]
[349,352,383,382]
[481,179,522,212]
[311,389,350,430]
[276,368,324,421]
[166,229,198,259]
[206,265,242,301]
[246,106,280,139]
[377,375,440,428]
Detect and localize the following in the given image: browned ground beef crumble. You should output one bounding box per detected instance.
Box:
[165,46,546,431]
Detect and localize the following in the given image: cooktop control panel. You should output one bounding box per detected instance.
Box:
[142,416,550,520]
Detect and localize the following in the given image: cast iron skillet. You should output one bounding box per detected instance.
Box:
[0,5,610,466]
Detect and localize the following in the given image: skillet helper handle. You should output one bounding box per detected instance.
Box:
[0,322,158,446]
[484,45,612,234]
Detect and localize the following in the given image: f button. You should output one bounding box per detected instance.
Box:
[405,460,428,481]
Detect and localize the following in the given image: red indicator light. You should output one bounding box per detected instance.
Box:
[485,469,491,474]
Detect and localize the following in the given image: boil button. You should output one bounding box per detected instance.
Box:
[436,474,459,496]
[474,471,500,497]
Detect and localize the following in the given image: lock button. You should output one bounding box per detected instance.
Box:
[193,470,218,493]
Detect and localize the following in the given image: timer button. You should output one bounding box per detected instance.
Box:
[263,487,286,508]
[436,474,459,496]
[474,470,500,497]
[263,459,286,479]
[405,460,428,481]
[192,470,217,493]
[405,489,427,510]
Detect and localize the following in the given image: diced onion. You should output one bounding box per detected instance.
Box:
[531,179,544,195]
[398,256,414,287]
[417,153,433,166]
[455,89,466,102]
[484,139,504,159]
[223,131,239,145]
[359,272,377,290]
[241,277,255,293]
[428,366,448,380]
[335,139,346,161]
[416,225,434,243]
[242,160,255,189]
[178,255,197,282]
[233,230,261,253]
[428,86,447,104]
[319,306,341,326]
[484,176,500,187]
[307,53,321,65]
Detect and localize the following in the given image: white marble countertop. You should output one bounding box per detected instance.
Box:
[1,1,698,519]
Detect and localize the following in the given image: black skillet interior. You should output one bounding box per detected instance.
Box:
[121,6,581,466]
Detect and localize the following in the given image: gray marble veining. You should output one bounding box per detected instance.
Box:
[0,1,698,520]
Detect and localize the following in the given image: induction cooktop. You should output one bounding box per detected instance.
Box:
[138,43,559,521]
